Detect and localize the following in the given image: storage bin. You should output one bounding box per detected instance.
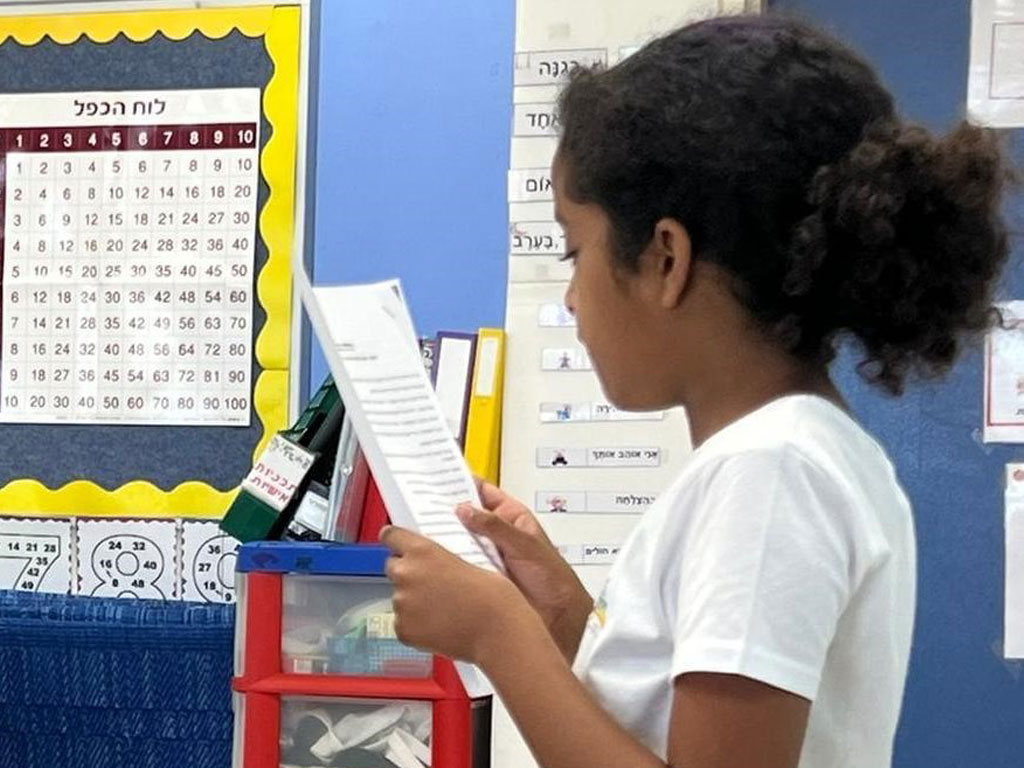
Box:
[232,541,490,768]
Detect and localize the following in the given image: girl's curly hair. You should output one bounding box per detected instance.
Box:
[557,15,1011,394]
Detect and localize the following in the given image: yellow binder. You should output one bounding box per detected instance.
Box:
[464,328,506,485]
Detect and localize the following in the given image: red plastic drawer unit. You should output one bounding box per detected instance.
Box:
[233,542,491,768]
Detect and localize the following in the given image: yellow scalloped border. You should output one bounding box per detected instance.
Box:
[0,5,301,519]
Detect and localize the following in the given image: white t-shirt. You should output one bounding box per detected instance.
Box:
[572,395,916,768]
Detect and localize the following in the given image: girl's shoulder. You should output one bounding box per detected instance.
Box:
[686,394,893,486]
[650,394,908,545]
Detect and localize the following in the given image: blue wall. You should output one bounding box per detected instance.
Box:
[310,0,514,389]
[311,1,1024,765]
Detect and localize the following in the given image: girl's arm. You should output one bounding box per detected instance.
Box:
[382,526,810,768]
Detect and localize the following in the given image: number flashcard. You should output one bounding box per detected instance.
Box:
[181,519,240,603]
[76,518,178,599]
[0,516,72,593]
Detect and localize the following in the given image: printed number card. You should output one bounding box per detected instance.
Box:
[181,520,240,603]
[0,89,260,426]
[77,518,178,599]
[0,516,72,593]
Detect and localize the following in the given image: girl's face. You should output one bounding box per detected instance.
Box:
[553,157,675,411]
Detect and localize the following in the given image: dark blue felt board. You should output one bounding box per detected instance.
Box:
[768,2,1024,766]
[0,31,273,491]
[0,589,235,768]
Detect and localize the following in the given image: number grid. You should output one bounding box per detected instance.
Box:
[0,122,259,426]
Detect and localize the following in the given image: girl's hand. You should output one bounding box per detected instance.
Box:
[457,480,594,659]
[380,525,529,664]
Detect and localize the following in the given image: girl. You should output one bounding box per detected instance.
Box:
[381,15,1009,768]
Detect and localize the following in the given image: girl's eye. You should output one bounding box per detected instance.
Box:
[559,250,578,264]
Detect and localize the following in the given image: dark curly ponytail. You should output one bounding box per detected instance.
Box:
[556,15,1011,394]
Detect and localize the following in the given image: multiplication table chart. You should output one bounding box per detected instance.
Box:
[0,88,261,426]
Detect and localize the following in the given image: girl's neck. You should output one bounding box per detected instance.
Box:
[683,358,844,449]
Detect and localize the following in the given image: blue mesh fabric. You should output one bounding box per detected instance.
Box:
[0,591,235,768]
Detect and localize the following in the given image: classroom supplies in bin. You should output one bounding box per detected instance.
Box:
[281,578,430,678]
[280,698,431,768]
[232,541,491,768]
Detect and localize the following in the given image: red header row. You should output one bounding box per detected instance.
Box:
[0,123,258,153]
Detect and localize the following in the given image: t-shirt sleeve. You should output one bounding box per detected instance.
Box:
[670,447,856,700]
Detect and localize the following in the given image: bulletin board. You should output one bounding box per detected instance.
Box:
[0,5,302,519]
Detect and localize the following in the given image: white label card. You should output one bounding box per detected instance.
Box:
[513,103,560,136]
[558,543,621,566]
[241,434,316,512]
[589,446,661,467]
[970,2,1024,126]
[536,446,661,468]
[513,48,608,85]
[510,220,565,255]
[538,303,575,327]
[1006,463,1024,657]
[535,490,656,514]
[475,337,501,397]
[509,168,555,202]
[539,401,664,422]
[541,347,592,371]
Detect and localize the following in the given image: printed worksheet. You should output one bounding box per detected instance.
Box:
[299,275,502,572]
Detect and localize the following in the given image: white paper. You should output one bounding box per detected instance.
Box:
[0,516,73,593]
[299,275,502,573]
[180,521,240,603]
[299,276,502,573]
[969,1,1024,126]
[76,518,178,599]
[1006,463,1024,658]
[983,301,1024,442]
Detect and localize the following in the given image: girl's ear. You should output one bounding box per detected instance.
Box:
[648,218,693,309]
